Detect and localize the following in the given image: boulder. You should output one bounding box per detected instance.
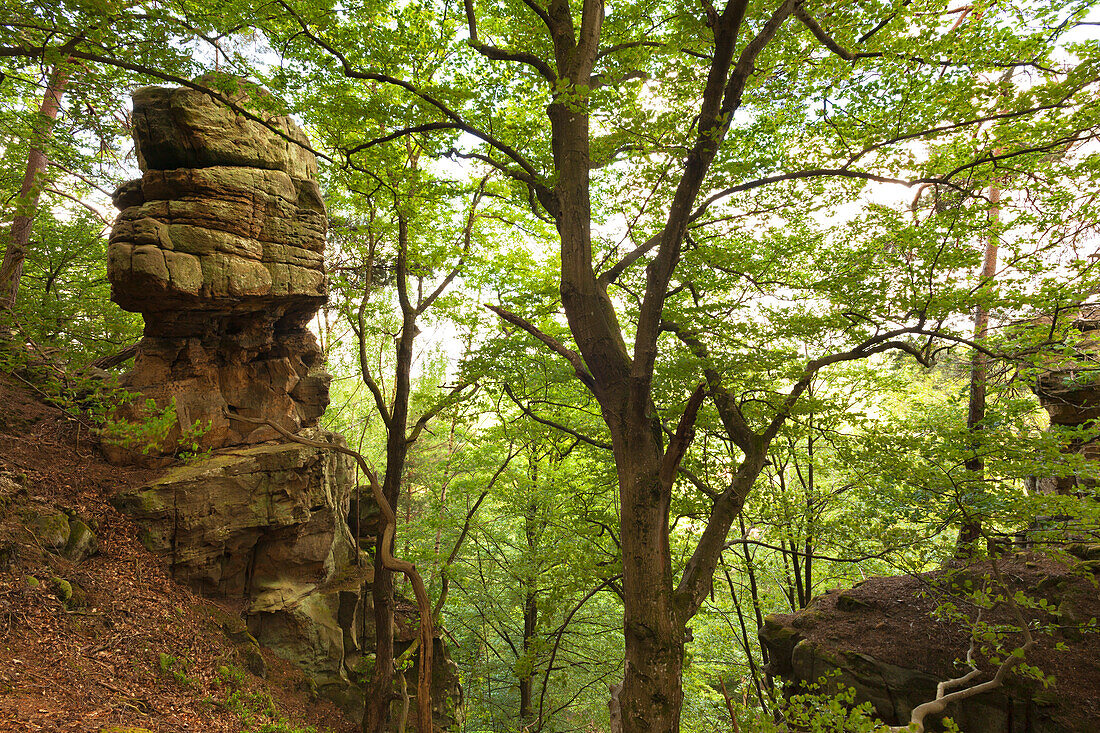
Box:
[26,510,98,563]
[111,429,356,598]
[759,557,1100,733]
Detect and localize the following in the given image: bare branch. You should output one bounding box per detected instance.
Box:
[663,320,758,454]
[418,177,489,315]
[659,383,707,488]
[432,445,520,619]
[598,232,660,286]
[344,122,464,154]
[503,384,611,449]
[795,5,880,61]
[486,303,597,391]
[357,297,393,428]
[407,382,474,445]
[275,0,549,191]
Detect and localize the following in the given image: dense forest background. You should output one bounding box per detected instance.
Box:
[2,1,1100,731]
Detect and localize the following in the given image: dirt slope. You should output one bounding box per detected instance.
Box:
[0,375,356,733]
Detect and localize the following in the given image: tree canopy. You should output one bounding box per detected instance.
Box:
[2,0,1100,731]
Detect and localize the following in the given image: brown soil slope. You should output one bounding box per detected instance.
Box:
[0,375,356,733]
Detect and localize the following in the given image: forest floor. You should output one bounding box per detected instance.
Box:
[0,374,356,733]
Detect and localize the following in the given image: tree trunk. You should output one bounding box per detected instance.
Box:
[520,479,538,727]
[0,64,70,309]
[538,5,796,731]
[365,216,419,733]
[520,588,536,724]
[616,430,684,733]
[956,183,1001,554]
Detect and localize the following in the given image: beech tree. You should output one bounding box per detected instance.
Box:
[5,1,1100,730]
[250,1,1099,730]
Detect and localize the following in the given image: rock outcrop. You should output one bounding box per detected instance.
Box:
[107,79,330,454]
[105,80,459,729]
[1030,305,1100,495]
[759,555,1100,733]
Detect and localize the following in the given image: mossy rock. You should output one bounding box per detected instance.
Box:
[837,591,871,612]
[1033,688,1060,707]
[0,539,18,571]
[1079,558,1100,575]
[62,518,98,562]
[51,577,73,603]
[27,512,70,550]
[761,614,799,640]
[1037,575,1070,597]
[1067,543,1100,562]
[240,644,266,678]
[66,580,89,610]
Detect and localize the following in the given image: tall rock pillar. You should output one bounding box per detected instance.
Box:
[107,79,330,454]
[106,79,368,712]
[106,80,462,729]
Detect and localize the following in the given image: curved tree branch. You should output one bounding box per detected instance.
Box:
[225,412,434,733]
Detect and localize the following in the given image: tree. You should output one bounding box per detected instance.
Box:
[5,1,1099,730]
[240,2,1100,730]
[0,63,69,309]
[318,144,489,729]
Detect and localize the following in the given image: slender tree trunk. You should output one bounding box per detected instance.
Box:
[365,216,418,733]
[0,64,70,309]
[520,571,537,724]
[722,564,769,712]
[804,411,814,600]
[956,183,1001,554]
[520,465,539,728]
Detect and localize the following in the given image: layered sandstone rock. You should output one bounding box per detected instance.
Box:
[1030,305,1100,494]
[107,81,461,729]
[112,429,373,701]
[107,80,329,453]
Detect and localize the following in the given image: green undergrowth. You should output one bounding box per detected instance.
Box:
[0,335,209,460]
[207,665,329,733]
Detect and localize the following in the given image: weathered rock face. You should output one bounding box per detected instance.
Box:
[112,429,368,698]
[107,80,461,730]
[759,556,1100,733]
[1030,306,1100,494]
[107,81,330,453]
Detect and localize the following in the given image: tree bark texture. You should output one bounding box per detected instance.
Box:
[957,183,1001,551]
[0,64,70,309]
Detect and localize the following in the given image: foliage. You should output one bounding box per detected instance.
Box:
[9,208,142,364]
[1,0,1099,731]
[211,665,327,733]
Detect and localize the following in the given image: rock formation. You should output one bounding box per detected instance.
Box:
[1030,305,1100,495]
[105,79,459,729]
[107,79,330,454]
[759,555,1100,732]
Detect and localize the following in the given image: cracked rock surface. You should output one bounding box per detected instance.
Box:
[107,80,330,455]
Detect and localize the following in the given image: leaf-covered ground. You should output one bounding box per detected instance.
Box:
[0,375,356,733]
